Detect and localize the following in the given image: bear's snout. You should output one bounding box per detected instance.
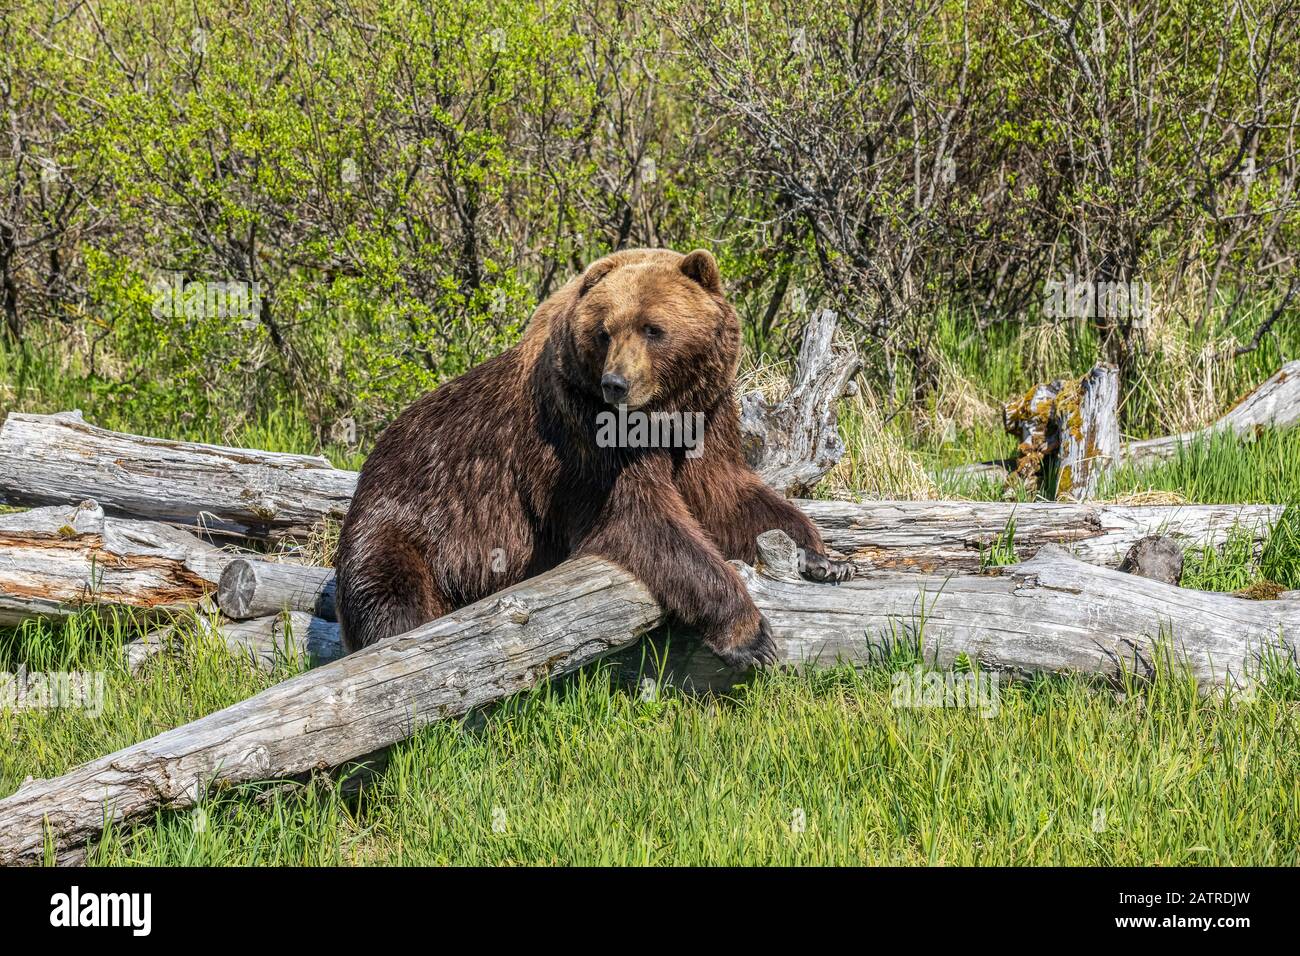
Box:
[601,372,629,404]
[601,332,655,407]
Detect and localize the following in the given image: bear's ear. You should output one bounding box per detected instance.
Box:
[680,249,722,294]
[579,258,618,296]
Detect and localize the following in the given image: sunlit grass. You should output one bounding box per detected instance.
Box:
[1097,430,1300,505]
[0,341,366,472]
[16,651,1294,866]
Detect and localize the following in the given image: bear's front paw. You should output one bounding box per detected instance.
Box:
[801,551,856,583]
[708,612,778,669]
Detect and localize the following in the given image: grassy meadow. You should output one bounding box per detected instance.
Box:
[3,311,1299,867]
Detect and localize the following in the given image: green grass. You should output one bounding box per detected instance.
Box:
[980,516,1020,568]
[0,611,287,794]
[1098,430,1300,505]
[4,613,1298,866]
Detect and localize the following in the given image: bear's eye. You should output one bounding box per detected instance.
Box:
[643,324,664,340]
[596,329,611,346]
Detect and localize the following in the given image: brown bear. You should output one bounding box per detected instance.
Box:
[334,248,853,666]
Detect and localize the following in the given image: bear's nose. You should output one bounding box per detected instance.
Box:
[601,372,629,404]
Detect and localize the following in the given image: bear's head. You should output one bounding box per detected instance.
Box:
[557,248,741,414]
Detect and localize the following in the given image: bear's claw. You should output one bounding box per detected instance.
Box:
[801,552,856,584]
[712,613,778,669]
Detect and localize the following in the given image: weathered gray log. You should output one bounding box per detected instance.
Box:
[0,501,234,626]
[740,308,861,496]
[1123,360,1300,465]
[609,531,1298,693]
[217,559,336,621]
[206,501,1283,620]
[800,499,1280,573]
[4,533,1296,864]
[127,607,343,673]
[214,612,343,669]
[0,410,357,540]
[0,555,662,865]
[1055,363,1121,501]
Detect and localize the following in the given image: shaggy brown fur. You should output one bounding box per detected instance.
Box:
[335,248,852,666]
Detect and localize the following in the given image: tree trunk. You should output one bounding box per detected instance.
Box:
[739,307,861,496]
[1053,363,1120,500]
[0,501,232,626]
[208,502,1282,625]
[995,363,1120,500]
[1123,361,1300,465]
[216,559,336,621]
[0,410,356,542]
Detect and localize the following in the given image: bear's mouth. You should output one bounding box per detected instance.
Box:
[608,389,655,411]
[602,381,654,410]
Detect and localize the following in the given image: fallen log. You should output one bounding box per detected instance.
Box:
[793,499,1281,573]
[1123,361,1300,465]
[17,445,1275,590]
[209,501,1282,622]
[127,608,343,673]
[3,531,1295,864]
[217,559,336,621]
[209,611,343,669]
[609,531,1298,693]
[216,530,1296,684]
[0,501,234,626]
[0,410,357,541]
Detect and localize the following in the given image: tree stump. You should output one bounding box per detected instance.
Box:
[1001,363,1120,501]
